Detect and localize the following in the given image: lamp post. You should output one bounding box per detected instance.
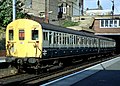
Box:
[79,0,84,21]
[112,0,114,16]
[13,0,16,21]
[79,0,81,21]
[45,0,49,23]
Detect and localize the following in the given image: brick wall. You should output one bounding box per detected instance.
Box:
[94,19,120,33]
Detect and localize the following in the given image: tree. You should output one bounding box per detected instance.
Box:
[0,0,27,27]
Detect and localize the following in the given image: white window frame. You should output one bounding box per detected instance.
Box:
[63,7,66,14]
[100,19,120,28]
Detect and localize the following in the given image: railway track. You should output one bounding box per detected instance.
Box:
[0,54,118,86]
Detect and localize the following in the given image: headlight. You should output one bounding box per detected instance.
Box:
[28,58,37,64]
[17,59,23,65]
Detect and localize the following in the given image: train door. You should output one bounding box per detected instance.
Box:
[26,29,42,58]
[6,29,26,57]
[43,30,49,47]
[6,29,15,57]
[17,29,26,57]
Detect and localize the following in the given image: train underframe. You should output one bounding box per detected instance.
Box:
[6,49,115,73]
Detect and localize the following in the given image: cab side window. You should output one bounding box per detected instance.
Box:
[9,30,13,40]
[32,30,39,40]
[19,30,25,40]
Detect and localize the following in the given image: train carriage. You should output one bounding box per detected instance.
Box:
[6,19,116,70]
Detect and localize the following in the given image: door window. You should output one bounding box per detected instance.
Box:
[19,30,25,40]
[9,30,13,40]
[32,30,38,40]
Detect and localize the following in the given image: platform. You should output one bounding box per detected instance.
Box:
[41,56,120,86]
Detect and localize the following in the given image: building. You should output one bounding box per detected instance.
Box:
[94,15,120,35]
[93,15,120,53]
[21,0,83,25]
[21,0,59,25]
[58,0,83,18]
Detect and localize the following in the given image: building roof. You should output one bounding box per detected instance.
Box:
[67,26,94,33]
[85,10,112,16]
[95,15,120,19]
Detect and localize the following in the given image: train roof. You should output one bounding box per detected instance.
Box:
[96,35,115,41]
[40,23,114,41]
[41,23,95,37]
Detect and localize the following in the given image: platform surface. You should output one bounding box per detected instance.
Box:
[72,60,120,86]
[41,56,120,86]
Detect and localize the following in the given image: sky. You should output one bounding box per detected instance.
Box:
[84,0,120,14]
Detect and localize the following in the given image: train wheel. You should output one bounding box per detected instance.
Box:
[17,65,25,73]
[59,62,63,67]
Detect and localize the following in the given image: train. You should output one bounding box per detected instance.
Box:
[6,19,116,71]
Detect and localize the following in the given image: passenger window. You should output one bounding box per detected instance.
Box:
[59,33,61,44]
[67,35,69,44]
[70,35,72,45]
[63,34,65,44]
[84,38,87,45]
[62,34,65,44]
[56,33,59,44]
[53,33,56,44]
[65,34,66,45]
[32,30,38,40]
[19,30,25,40]
[74,36,76,44]
[9,30,13,40]
[76,36,78,45]
[49,32,52,44]
[78,37,80,44]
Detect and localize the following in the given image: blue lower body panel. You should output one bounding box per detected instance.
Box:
[42,47,99,59]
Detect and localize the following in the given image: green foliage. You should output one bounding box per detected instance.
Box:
[0,0,27,27]
[0,38,5,50]
[0,30,5,50]
[62,20,79,27]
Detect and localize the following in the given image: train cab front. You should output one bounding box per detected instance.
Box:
[6,19,43,66]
